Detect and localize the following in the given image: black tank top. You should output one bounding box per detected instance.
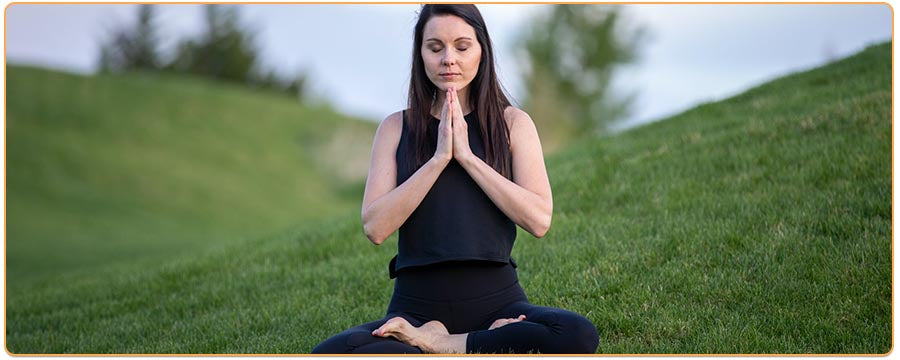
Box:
[388,109,517,279]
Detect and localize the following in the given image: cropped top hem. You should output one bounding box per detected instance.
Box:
[389,254,518,279]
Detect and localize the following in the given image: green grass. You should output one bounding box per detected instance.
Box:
[6,66,376,287]
[5,42,891,354]
[537,41,891,353]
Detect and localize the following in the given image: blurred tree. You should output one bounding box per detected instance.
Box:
[284,71,309,102]
[167,5,258,83]
[248,67,310,101]
[517,5,646,144]
[98,4,309,100]
[98,4,161,72]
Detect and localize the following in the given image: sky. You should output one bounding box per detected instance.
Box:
[5,3,892,130]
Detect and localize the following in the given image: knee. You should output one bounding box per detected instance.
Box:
[310,339,339,354]
[557,312,600,354]
[310,331,363,354]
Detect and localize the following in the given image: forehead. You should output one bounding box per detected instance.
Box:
[422,15,477,42]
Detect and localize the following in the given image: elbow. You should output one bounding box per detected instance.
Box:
[361,210,385,245]
[363,222,386,245]
[532,220,550,238]
[530,201,553,238]
[530,212,552,239]
[367,233,386,246]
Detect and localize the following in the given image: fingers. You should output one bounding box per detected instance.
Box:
[450,88,465,126]
[448,87,455,119]
[440,86,452,121]
[450,87,464,118]
[447,87,453,120]
[449,88,466,144]
[449,88,456,115]
[441,87,454,125]
[443,88,453,132]
[440,94,449,122]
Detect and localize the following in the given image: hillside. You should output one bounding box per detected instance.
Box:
[6,42,891,354]
[6,66,376,286]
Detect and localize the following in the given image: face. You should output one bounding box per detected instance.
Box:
[421,15,482,92]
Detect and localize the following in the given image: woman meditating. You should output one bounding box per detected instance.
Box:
[311,4,600,354]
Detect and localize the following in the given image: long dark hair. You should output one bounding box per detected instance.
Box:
[407,4,513,180]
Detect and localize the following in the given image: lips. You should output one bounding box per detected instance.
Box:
[440,73,460,79]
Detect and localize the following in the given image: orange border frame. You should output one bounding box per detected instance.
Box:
[1,1,894,357]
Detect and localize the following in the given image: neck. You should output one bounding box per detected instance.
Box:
[432,87,472,117]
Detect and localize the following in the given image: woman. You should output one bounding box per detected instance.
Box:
[311,4,599,354]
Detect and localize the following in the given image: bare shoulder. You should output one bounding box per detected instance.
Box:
[503,105,539,134]
[380,110,404,132]
[503,106,539,150]
[374,110,405,143]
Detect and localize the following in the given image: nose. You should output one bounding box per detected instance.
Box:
[442,50,456,67]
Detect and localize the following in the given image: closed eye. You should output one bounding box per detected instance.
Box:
[431,48,469,53]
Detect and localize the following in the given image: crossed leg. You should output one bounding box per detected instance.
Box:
[465,301,600,354]
[312,303,599,354]
[310,313,425,354]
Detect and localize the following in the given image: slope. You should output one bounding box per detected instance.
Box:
[6,66,376,286]
[6,42,891,354]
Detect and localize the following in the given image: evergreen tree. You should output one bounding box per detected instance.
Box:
[168,5,258,83]
[98,4,308,100]
[98,4,161,72]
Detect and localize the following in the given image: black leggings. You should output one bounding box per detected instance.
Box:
[311,260,599,354]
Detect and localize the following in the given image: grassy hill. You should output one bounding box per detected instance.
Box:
[5,42,891,354]
[6,66,376,286]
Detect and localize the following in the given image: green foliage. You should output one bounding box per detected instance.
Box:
[167,5,258,84]
[518,5,645,147]
[249,67,310,101]
[165,5,307,99]
[98,5,305,99]
[5,42,891,354]
[98,5,162,72]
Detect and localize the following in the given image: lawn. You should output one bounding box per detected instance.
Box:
[5,42,891,354]
[6,66,375,287]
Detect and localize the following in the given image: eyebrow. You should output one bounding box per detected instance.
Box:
[425,37,473,43]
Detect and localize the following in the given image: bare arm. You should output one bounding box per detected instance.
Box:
[456,107,553,238]
[361,108,454,245]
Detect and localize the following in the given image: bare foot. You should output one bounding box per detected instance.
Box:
[488,314,526,330]
[372,317,450,353]
[419,320,467,354]
[418,320,452,353]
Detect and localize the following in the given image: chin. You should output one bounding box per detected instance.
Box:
[436,81,467,90]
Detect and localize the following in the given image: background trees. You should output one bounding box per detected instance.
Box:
[517,5,646,148]
[98,4,306,100]
[98,5,161,73]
